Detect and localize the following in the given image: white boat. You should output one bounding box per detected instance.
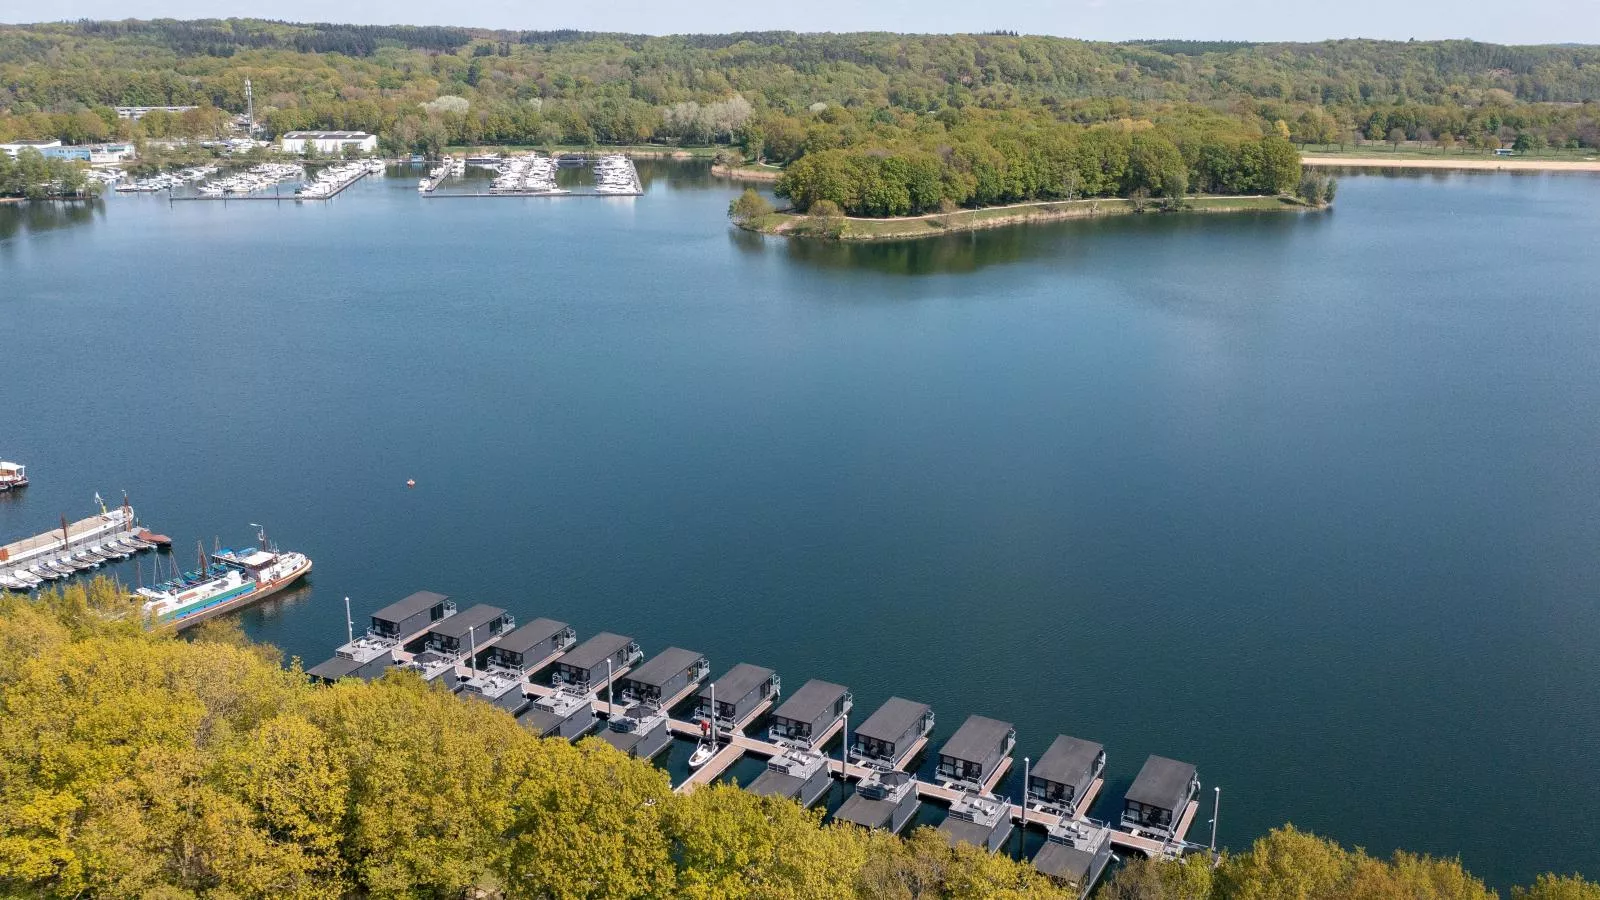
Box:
[0,461,27,491]
[138,528,311,630]
[688,741,716,768]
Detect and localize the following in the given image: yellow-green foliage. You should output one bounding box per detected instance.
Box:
[0,579,1072,899]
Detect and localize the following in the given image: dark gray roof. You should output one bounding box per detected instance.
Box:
[307,655,363,679]
[371,590,449,624]
[940,715,1014,763]
[428,604,506,640]
[1125,755,1198,810]
[855,697,931,743]
[625,647,705,687]
[558,632,633,671]
[702,663,775,701]
[939,818,998,850]
[518,705,576,736]
[747,769,804,799]
[1033,735,1104,786]
[771,679,848,724]
[1033,842,1095,882]
[493,618,569,655]
[834,794,896,829]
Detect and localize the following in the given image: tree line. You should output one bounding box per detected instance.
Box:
[0,148,99,199]
[1,579,1596,899]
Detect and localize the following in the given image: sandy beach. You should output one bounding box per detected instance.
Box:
[1303,156,1600,172]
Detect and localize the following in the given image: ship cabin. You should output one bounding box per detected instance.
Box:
[833,769,920,834]
[550,632,642,692]
[696,664,780,730]
[370,590,455,643]
[306,633,399,683]
[597,702,672,760]
[850,697,935,770]
[747,744,833,807]
[1032,818,1115,898]
[937,715,1016,789]
[767,679,852,749]
[1121,756,1200,839]
[478,618,576,678]
[616,647,709,708]
[517,690,596,741]
[421,604,514,657]
[938,790,1014,853]
[1028,735,1106,817]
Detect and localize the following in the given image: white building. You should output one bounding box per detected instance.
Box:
[115,106,198,120]
[280,131,378,156]
[0,139,62,158]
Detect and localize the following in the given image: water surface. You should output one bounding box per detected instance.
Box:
[3,163,1598,888]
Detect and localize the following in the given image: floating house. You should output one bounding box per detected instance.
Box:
[458,668,532,713]
[517,690,596,741]
[938,790,1014,853]
[306,634,399,683]
[696,664,780,730]
[834,769,920,834]
[767,679,851,749]
[616,647,709,708]
[370,590,455,643]
[597,703,673,760]
[747,745,834,807]
[420,604,514,656]
[478,618,576,676]
[550,632,642,692]
[936,715,1016,789]
[1028,735,1106,817]
[1032,819,1115,898]
[850,697,935,769]
[1121,756,1200,839]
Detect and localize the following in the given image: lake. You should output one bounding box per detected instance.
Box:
[3,162,1597,888]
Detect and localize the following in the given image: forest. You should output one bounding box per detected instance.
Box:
[0,21,1596,211]
[0,579,1596,899]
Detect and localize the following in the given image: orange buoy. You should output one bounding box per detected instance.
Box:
[406,479,416,488]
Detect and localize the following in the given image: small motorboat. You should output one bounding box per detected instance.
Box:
[688,741,716,769]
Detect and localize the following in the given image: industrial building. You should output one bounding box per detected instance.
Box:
[280,131,378,155]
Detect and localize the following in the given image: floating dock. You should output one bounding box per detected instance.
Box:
[0,502,163,591]
[310,591,1208,865]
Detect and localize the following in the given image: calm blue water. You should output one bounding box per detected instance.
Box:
[3,164,1598,888]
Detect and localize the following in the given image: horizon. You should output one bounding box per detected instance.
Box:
[3,0,1596,46]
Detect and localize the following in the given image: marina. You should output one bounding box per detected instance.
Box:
[303,589,1212,891]
[0,499,168,592]
[173,160,381,201]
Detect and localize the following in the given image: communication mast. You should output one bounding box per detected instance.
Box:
[244,77,255,136]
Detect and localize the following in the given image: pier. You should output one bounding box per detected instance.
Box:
[312,590,1210,869]
[0,501,162,592]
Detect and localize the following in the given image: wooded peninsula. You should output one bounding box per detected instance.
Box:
[0,579,1596,899]
[2,21,1598,216]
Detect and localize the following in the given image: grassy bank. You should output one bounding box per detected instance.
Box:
[711,162,783,181]
[741,194,1311,241]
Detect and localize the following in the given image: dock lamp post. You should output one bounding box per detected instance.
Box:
[468,625,477,678]
[344,596,354,644]
[840,713,849,780]
[606,659,614,713]
[1210,786,1221,859]
[1020,757,1029,835]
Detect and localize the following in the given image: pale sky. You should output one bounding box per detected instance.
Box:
[4,0,1598,45]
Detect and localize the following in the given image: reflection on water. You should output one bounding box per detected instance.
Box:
[757,205,1318,277]
[0,199,102,242]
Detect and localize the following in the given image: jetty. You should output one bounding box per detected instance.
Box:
[0,500,164,592]
[309,591,1211,884]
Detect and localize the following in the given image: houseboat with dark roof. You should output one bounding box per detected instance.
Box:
[616,647,708,708]
[850,697,934,769]
[767,679,851,749]
[419,604,514,656]
[936,715,1015,789]
[308,591,457,683]
[477,618,576,677]
[371,590,455,644]
[937,790,1014,853]
[1028,735,1105,817]
[833,769,920,834]
[550,632,641,692]
[517,689,596,741]
[1121,755,1200,840]
[696,663,780,729]
[746,744,834,807]
[1032,818,1115,898]
[597,702,673,760]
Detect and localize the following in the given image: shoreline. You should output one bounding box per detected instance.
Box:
[741,194,1314,241]
[1303,155,1600,172]
[711,163,782,182]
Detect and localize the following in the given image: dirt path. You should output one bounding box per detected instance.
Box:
[1303,156,1600,172]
